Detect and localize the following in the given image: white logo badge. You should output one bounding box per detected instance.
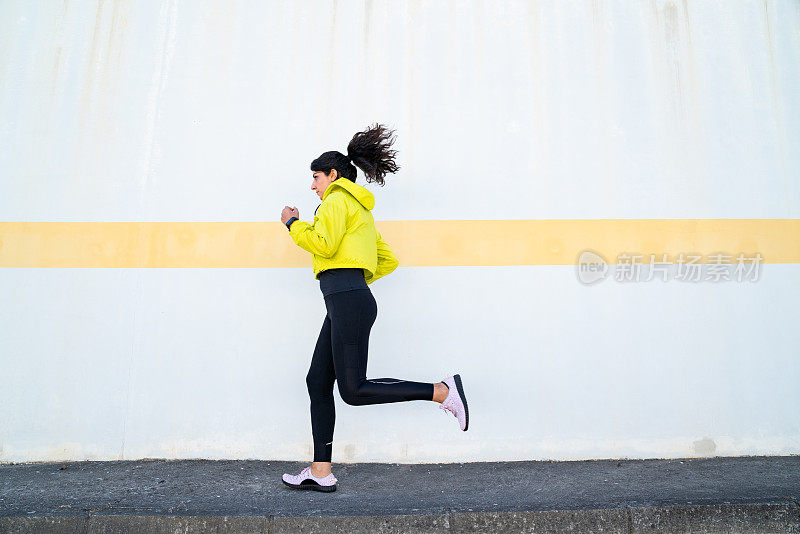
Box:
[577,250,609,284]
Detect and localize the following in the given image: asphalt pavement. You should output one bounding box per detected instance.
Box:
[1,455,799,532]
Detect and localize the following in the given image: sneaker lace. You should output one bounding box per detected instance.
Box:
[440,398,456,415]
[304,466,336,483]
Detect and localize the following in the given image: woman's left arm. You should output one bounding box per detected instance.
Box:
[288,195,347,258]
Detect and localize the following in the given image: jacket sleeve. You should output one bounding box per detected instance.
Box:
[288,194,347,258]
[367,229,399,284]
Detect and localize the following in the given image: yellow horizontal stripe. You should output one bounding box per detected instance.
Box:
[0,220,798,267]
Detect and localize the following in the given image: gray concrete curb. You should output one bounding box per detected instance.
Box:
[3,456,799,532]
[1,504,799,533]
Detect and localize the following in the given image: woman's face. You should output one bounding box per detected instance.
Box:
[311,169,337,200]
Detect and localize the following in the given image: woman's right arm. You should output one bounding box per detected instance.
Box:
[367,229,399,284]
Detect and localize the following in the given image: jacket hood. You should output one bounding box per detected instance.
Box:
[322,178,375,210]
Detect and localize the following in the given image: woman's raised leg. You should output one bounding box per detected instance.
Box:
[326,289,436,405]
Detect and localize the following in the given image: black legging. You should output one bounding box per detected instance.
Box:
[305,287,435,462]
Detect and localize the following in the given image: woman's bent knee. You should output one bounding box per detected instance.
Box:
[337,382,365,406]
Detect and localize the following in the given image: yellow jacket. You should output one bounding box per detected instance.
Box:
[288,178,399,285]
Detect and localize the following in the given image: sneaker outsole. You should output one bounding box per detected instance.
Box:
[281,478,337,492]
[453,373,469,431]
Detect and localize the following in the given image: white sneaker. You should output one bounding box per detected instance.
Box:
[281,465,338,492]
[440,374,469,431]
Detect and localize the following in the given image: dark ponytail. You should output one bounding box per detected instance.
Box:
[309,123,400,186]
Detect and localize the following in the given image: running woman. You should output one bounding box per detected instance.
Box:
[278,123,469,492]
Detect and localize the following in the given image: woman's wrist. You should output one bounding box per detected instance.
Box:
[285,216,298,230]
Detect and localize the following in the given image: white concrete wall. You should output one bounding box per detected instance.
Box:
[1,0,799,463]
